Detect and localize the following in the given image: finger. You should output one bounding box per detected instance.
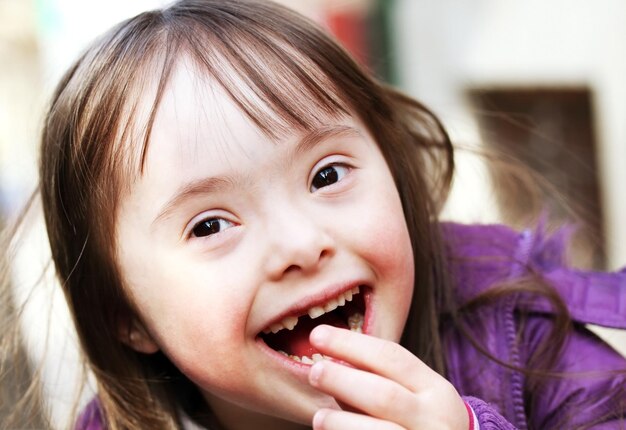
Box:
[309,359,417,425]
[313,408,405,430]
[310,325,434,392]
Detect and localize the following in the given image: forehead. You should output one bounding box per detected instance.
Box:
[147,59,266,168]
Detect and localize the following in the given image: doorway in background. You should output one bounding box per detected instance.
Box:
[469,88,605,269]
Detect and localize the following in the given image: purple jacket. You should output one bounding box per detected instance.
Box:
[77,223,626,429]
[443,223,626,429]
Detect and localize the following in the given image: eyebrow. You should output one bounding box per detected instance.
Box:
[152,176,235,226]
[293,124,361,157]
[152,124,362,225]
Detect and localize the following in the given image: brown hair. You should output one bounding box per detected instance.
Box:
[34,0,454,428]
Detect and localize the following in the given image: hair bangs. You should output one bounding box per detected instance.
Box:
[172,21,350,142]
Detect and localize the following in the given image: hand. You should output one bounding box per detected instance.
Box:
[307,325,469,430]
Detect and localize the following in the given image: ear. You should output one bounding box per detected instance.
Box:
[118,317,160,354]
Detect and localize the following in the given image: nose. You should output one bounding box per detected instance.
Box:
[263,202,334,280]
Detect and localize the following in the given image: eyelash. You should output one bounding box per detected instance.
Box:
[189,217,234,239]
[310,163,350,192]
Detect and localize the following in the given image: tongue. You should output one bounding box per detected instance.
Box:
[270,312,348,358]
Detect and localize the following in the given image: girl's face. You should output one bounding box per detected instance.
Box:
[115,60,415,429]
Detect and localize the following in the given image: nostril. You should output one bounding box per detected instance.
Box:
[284,264,299,274]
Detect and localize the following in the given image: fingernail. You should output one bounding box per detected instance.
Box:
[310,325,330,346]
[309,361,325,386]
[312,409,327,429]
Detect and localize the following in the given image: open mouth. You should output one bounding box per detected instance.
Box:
[258,286,366,364]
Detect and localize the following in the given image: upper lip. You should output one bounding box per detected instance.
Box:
[257,280,367,336]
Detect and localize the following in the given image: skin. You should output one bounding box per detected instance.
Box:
[308,326,468,430]
[114,58,467,429]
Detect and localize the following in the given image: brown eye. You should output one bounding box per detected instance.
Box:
[191,218,233,238]
[310,165,348,192]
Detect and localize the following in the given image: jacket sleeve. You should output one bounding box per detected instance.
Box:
[442,222,626,429]
[513,223,626,428]
[463,396,517,429]
[521,308,626,429]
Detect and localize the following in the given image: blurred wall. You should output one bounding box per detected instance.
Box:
[0,0,40,218]
[393,0,626,271]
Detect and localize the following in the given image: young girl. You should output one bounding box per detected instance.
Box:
[4,0,626,428]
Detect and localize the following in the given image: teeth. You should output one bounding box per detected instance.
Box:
[344,290,353,302]
[264,285,363,333]
[269,323,283,334]
[337,295,346,306]
[323,298,339,313]
[308,306,325,319]
[348,312,364,333]
[282,316,298,330]
[262,315,300,334]
[284,353,332,364]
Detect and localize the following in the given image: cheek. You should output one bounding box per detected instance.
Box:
[127,260,253,385]
[150,293,256,397]
[352,179,415,337]
[365,210,415,301]
[356,181,415,286]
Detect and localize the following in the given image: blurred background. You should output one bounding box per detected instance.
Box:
[1,0,625,427]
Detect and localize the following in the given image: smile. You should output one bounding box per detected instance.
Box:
[258,285,367,364]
